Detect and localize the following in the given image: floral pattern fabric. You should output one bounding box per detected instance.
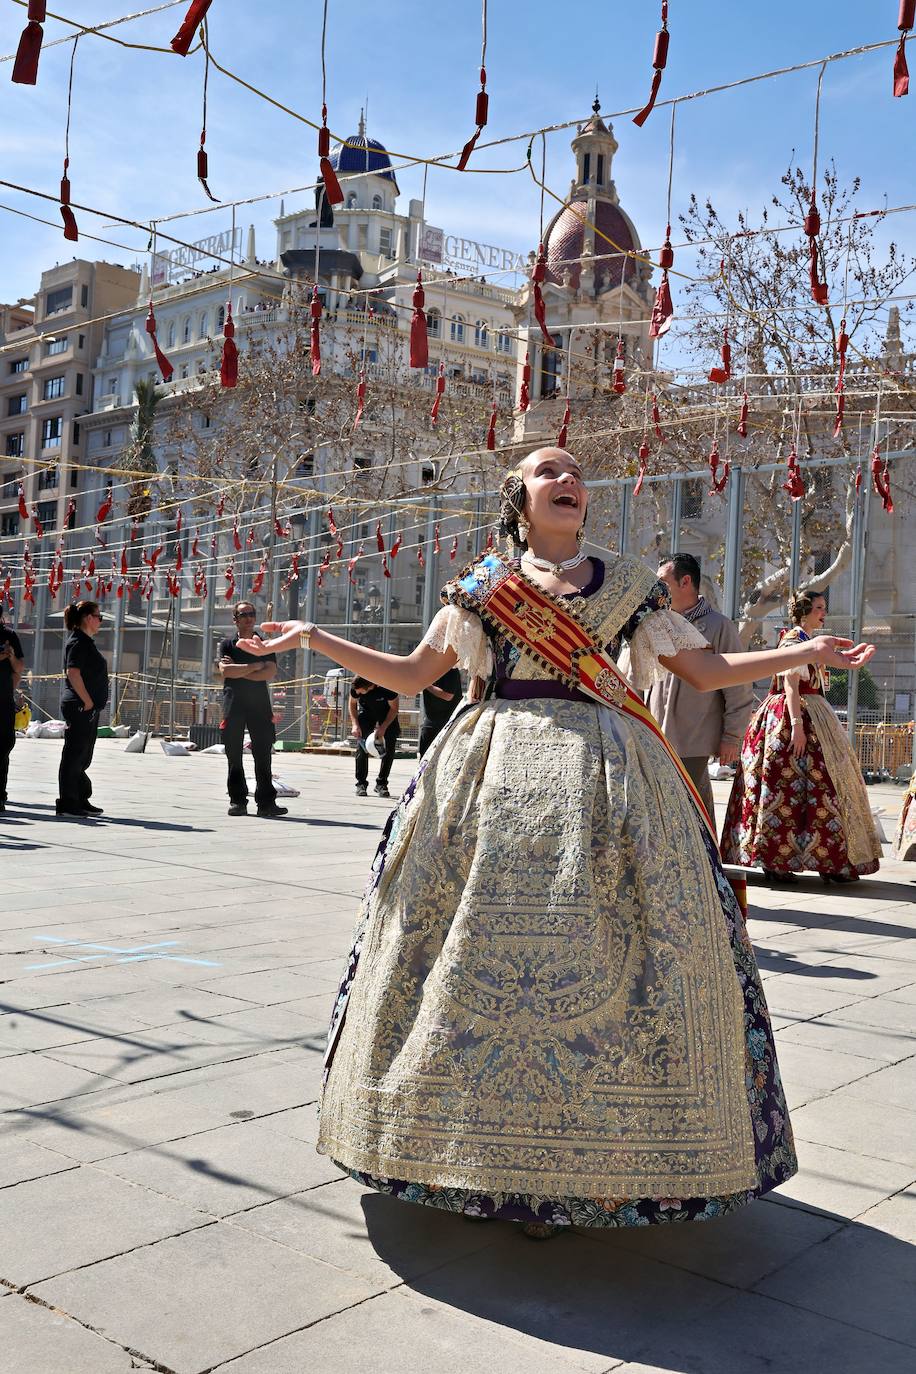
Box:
[721,633,880,878]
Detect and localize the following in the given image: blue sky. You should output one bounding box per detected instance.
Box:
[0,0,913,313]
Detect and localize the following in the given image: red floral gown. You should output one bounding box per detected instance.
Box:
[721,628,881,878]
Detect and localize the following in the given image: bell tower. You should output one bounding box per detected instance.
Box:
[569,96,620,205]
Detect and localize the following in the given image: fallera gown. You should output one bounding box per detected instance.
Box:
[316,555,798,1228]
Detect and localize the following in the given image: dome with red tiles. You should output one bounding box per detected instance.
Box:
[544,199,639,292]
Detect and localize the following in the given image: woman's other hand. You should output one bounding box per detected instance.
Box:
[808,636,875,670]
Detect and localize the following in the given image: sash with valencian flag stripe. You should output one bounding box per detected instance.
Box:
[451,552,738,864]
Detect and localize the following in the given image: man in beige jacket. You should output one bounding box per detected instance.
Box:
[649,553,753,823]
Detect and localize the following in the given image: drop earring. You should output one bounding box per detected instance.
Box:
[576,525,585,548]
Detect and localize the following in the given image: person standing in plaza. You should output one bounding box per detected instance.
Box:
[349,677,399,798]
[648,554,753,823]
[56,600,108,817]
[217,602,287,818]
[417,666,462,757]
[0,607,25,813]
[721,588,882,882]
[239,448,874,1239]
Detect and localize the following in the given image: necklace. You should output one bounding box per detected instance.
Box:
[522,549,588,576]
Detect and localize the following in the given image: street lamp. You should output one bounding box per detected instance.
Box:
[366,583,382,617]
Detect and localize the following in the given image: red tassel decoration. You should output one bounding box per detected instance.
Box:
[175,545,183,573]
[737,392,749,439]
[409,272,428,369]
[417,543,425,570]
[485,530,495,551]
[232,523,241,552]
[708,440,730,494]
[633,440,650,497]
[220,300,238,388]
[390,531,402,559]
[633,2,669,128]
[450,534,459,561]
[12,1,46,86]
[457,66,489,170]
[833,317,848,438]
[518,352,531,412]
[64,498,76,528]
[652,394,665,442]
[310,286,322,377]
[531,244,557,347]
[557,400,571,449]
[251,561,266,596]
[143,544,163,570]
[612,340,627,394]
[895,0,915,96]
[804,194,829,305]
[782,446,806,502]
[486,401,502,450]
[32,507,44,540]
[224,562,236,602]
[353,370,366,430]
[171,0,212,56]
[375,522,385,555]
[191,531,200,559]
[17,485,28,521]
[381,555,391,579]
[97,484,113,523]
[708,326,732,384]
[649,228,674,339]
[60,161,78,242]
[146,300,174,381]
[486,402,497,451]
[430,362,446,424]
[871,446,894,512]
[120,548,128,576]
[317,105,345,206]
[197,131,219,203]
[433,523,441,554]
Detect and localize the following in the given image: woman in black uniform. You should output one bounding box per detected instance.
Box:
[56,600,108,817]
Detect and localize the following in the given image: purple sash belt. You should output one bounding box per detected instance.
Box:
[495,679,593,704]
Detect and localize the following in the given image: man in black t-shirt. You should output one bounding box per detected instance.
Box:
[349,677,399,798]
[0,610,25,812]
[217,603,286,818]
[418,666,462,758]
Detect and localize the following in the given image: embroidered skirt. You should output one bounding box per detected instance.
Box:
[721,692,882,878]
[318,697,797,1227]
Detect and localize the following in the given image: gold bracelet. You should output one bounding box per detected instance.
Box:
[299,622,315,650]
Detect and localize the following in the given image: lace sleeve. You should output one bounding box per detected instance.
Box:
[618,609,710,692]
[421,605,493,680]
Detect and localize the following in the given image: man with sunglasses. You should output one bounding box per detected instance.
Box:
[217,603,287,818]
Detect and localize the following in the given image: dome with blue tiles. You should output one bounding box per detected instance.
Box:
[328,112,399,191]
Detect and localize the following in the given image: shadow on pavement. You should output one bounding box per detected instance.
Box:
[362,1191,916,1371]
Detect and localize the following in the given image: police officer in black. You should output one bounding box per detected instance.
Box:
[57,600,108,817]
[418,666,462,757]
[0,607,25,813]
[349,677,399,798]
[218,602,287,818]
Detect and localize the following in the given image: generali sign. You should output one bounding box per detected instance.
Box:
[420,224,526,274]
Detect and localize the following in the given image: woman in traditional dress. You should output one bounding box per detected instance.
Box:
[893,770,916,862]
[241,450,874,1238]
[721,589,882,884]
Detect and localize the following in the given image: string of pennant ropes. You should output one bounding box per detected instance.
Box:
[2,0,915,605]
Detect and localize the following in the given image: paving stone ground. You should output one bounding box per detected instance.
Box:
[0,738,913,1374]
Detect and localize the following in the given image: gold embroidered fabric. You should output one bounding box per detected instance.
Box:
[805,696,882,869]
[619,610,710,692]
[318,556,758,1198]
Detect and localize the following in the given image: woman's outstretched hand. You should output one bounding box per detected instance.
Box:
[237,620,306,656]
[808,636,875,670]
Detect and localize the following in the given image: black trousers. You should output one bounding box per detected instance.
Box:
[0,703,15,801]
[418,717,455,758]
[222,709,276,809]
[58,704,99,809]
[355,717,399,786]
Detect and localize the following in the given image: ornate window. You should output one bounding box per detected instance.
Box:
[474,320,489,349]
[450,314,465,344]
[427,308,441,338]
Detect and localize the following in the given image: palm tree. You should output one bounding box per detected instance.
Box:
[126,378,162,518]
